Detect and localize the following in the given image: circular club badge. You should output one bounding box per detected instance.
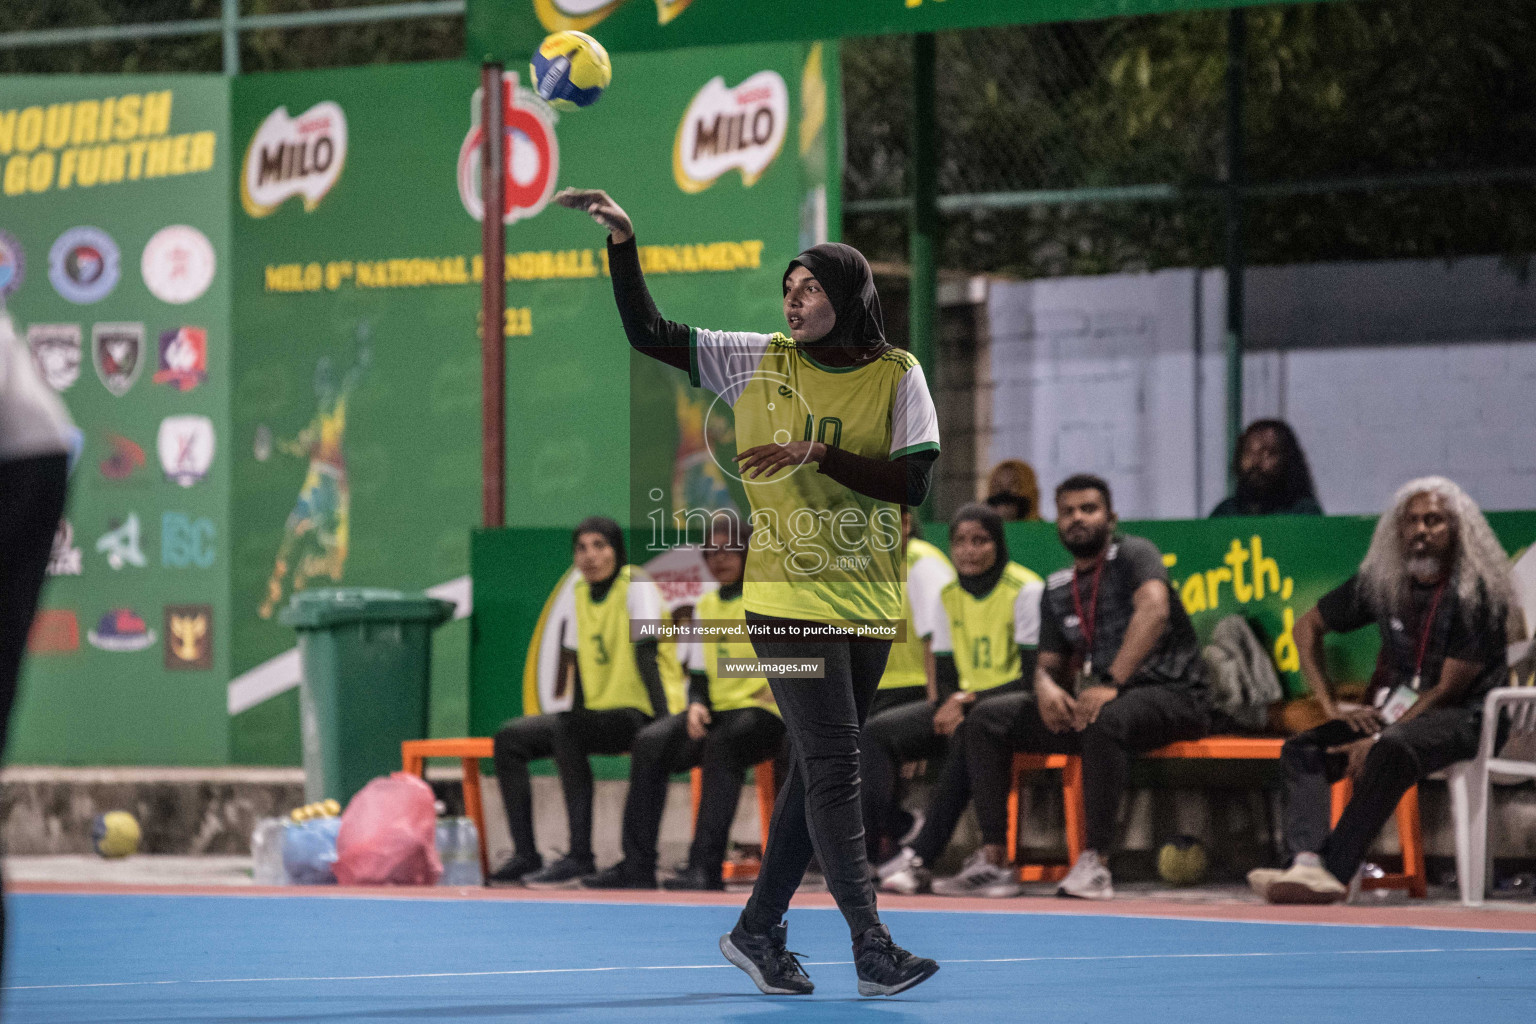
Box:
[48,226,120,304]
[141,225,216,305]
[0,230,23,298]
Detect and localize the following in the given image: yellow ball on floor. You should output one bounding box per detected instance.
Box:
[92,811,141,858]
[1157,836,1208,885]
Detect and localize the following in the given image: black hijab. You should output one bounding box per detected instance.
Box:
[784,243,887,352]
[951,502,1009,598]
[573,515,625,599]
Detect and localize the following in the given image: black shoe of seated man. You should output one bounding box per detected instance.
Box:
[853,924,939,997]
[719,921,814,995]
[486,851,542,885]
[522,854,595,889]
[662,865,725,892]
[579,860,656,890]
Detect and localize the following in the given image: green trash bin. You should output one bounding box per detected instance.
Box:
[280,588,455,804]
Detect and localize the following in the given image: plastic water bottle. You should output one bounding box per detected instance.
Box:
[438,816,483,887]
[251,817,290,885]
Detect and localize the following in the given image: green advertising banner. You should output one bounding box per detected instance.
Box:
[229,43,838,764]
[468,0,1322,63]
[472,512,1536,735]
[999,512,1536,699]
[0,75,232,765]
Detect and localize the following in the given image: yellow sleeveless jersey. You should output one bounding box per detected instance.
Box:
[937,562,1044,693]
[574,565,686,714]
[879,537,955,691]
[695,588,778,716]
[689,330,940,625]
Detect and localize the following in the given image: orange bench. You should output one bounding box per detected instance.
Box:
[402,737,778,883]
[1007,735,1426,896]
[402,738,494,878]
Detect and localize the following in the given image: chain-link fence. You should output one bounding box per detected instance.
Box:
[845,0,1536,278]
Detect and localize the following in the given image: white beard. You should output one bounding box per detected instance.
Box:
[1406,556,1444,583]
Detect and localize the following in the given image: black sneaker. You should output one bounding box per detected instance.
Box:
[486,851,542,886]
[662,865,725,892]
[719,921,814,995]
[579,860,656,890]
[522,855,595,889]
[853,924,939,997]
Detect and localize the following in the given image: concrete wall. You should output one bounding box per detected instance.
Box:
[981,256,1536,519]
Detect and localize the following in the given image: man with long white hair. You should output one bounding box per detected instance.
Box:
[1253,477,1516,903]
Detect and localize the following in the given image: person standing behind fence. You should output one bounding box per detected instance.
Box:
[0,308,74,977]
[1252,477,1515,904]
[1210,419,1323,518]
[945,474,1213,900]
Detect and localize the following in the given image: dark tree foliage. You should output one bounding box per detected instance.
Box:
[6,0,1535,276]
[0,1,461,76]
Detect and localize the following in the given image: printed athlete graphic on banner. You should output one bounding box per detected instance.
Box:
[671,377,738,526]
[258,334,371,619]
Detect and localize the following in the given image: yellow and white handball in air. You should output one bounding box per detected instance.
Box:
[530,30,613,110]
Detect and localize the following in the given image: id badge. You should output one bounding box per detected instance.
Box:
[1379,685,1419,725]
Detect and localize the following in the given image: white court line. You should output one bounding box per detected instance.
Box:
[7,946,1535,993]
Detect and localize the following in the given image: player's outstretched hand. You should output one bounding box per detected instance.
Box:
[735,441,826,480]
[555,187,634,243]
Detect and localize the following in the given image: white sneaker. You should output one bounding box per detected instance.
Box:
[1264,858,1347,905]
[877,847,930,895]
[932,850,1022,898]
[897,810,926,848]
[1246,867,1285,900]
[1057,850,1114,900]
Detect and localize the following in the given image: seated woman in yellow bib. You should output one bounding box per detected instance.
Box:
[876,503,1045,898]
[489,517,683,888]
[581,513,787,891]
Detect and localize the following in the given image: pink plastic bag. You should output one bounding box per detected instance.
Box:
[333,772,443,885]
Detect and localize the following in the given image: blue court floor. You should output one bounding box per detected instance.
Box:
[5,892,1534,1023]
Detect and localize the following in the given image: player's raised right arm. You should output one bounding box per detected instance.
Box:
[556,187,690,373]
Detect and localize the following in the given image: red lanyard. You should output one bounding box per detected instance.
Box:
[1071,556,1105,671]
[1411,580,1448,686]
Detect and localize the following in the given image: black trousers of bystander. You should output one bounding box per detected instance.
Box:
[1281,708,1484,883]
[621,706,785,879]
[965,685,1211,854]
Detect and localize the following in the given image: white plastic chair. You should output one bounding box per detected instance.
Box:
[1444,683,1536,906]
